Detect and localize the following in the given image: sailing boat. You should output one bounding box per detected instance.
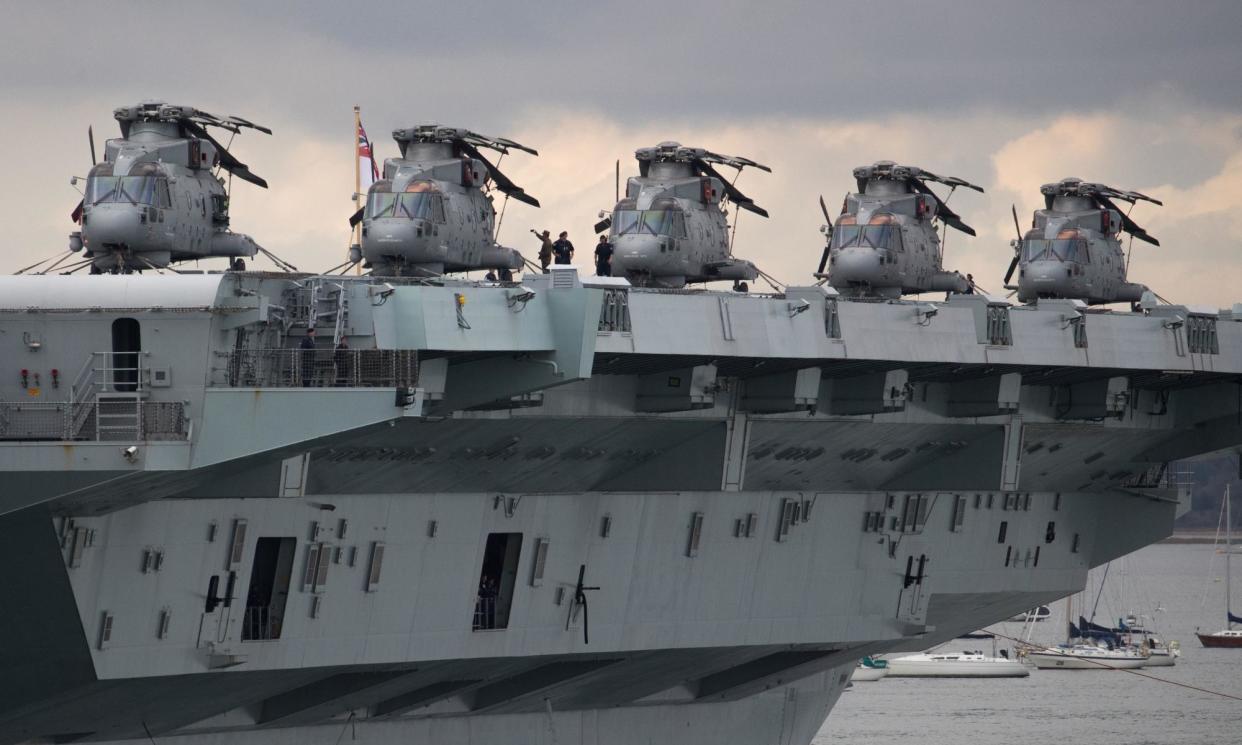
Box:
[1197,485,1242,648]
[1027,581,1148,669]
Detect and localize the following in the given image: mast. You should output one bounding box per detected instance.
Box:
[1066,593,1074,645]
[1228,485,1233,629]
[353,105,362,276]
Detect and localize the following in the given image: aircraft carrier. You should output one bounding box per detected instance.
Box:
[0,266,1233,744]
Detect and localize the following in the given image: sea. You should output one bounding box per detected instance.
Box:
[815,543,1241,745]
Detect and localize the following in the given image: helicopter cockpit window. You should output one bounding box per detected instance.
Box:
[366,192,399,219]
[1021,238,1088,263]
[395,193,445,222]
[615,205,687,237]
[831,223,902,251]
[86,176,163,206]
[614,210,641,235]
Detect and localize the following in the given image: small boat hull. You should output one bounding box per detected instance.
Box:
[886,655,1029,678]
[1196,632,1242,648]
[850,665,889,682]
[1027,651,1145,670]
[1141,649,1177,666]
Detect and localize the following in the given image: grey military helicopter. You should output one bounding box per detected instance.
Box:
[66,101,271,274]
[347,125,539,277]
[816,161,982,298]
[1004,178,1161,305]
[595,141,769,289]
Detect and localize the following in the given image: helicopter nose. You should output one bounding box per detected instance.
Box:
[1024,261,1072,286]
[1019,261,1073,298]
[84,206,143,248]
[610,235,667,274]
[363,219,441,262]
[830,248,884,285]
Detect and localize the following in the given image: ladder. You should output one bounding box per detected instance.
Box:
[95,393,143,441]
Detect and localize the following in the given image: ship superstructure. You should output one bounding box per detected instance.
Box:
[0,268,1233,745]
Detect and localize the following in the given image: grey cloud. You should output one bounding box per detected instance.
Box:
[4,0,1242,133]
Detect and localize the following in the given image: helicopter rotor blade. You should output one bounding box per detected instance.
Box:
[816,245,831,276]
[700,149,771,173]
[1004,254,1020,285]
[1011,204,1023,241]
[1095,194,1159,246]
[88,126,97,166]
[909,178,974,235]
[458,130,537,156]
[593,217,612,235]
[920,169,985,193]
[181,120,269,189]
[348,206,365,228]
[222,115,273,136]
[694,159,768,217]
[818,194,833,229]
[457,140,540,208]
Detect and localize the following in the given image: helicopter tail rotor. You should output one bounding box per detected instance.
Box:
[1003,203,1023,285]
[815,194,834,276]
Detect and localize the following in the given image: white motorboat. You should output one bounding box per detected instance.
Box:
[885,651,1029,678]
[1027,644,1147,670]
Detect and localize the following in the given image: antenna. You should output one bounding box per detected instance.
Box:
[88,126,97,166]
[615,159,620,203]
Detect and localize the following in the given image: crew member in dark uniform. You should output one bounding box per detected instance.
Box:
[594,235,614,276]
[333,335,351,387]
[552,232,574,265]
[299,327,317,386]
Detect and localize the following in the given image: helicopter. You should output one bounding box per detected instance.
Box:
[347,125,539,277]
[816,161,983,298]
[595,141,769,289]
[66,101,271,274]
[1004,178,1162,305]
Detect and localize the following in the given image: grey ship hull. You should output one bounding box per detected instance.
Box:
[0,267,1232,744]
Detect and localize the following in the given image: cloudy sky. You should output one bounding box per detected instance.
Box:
[4,1,1242,306]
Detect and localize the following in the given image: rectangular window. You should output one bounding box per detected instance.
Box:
[365,541,385,593]
[243,537,296,641]
[997,521,1008,544]
[777,499,796,542]
[951,495,967,532]
[686,512,705,557]
[474,532,523,631]
[530,538,549,586]
[227,518,248,571]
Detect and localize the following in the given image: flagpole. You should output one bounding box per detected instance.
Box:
[353,105,362,274]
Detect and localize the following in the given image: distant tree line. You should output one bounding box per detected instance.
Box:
[1174,455,1241,529]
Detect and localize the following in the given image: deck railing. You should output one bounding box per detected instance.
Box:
[211,348,418,389]
[0,399,187,441]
